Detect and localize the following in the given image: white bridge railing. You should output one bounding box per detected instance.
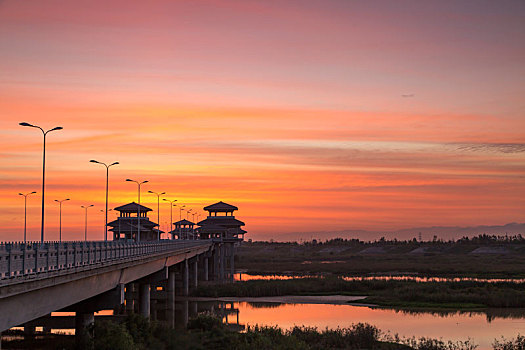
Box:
[0,240,210,282]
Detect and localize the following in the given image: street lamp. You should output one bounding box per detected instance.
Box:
[126,179,148,242]
[179,205,185,239]
[54,198,70,242]
[162,198,177,238]
[148,190,165,240]
[19,191,37,243]
[100,209,112,240]
[81,205,94,241]
[19,122,63,242]
[90,160,119,241]
[187,209,192,220]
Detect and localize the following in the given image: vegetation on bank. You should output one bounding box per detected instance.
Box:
[192,277,525,309]
[0,314,487,349]
[236,236,525,278]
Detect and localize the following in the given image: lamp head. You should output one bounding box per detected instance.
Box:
[65,198,70,201]
[160,192,166,195]
[31,191,37,194]
[148,190,154,193]
[110,162,119,166]
[19,193,23,196]
[50,126,63,131]
[89,160,99,163]
[125,179,133,182]
[19,122,33,127]
[142,180,149,184]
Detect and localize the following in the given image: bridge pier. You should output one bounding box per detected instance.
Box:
[125,283,135,313]
[192,259,198,289]
[23,323,35,336]
[218,245,225,282]
[229,244,235,283]
[139,284,150,318]
[167,270,176,328]
[204,257,209,281]
[182,300,189,327]
[213,248,220,281]
[182,260,189,296]
[75,312,94,349]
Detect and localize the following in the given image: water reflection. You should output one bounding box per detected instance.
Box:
[235,272,525,284]
[13,293,525,350]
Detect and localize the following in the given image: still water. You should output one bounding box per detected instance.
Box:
[16,299,524,349]
[235,273,525,283]
[226,301,524,350]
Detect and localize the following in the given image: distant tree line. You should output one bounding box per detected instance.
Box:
[250,233,525,247]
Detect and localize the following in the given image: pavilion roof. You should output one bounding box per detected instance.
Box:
[108,222,151,232]
[198,217,245,227]
[114,202,152,213]
[203,201,238,212]
[107,217,158,228]
[197,224,228,233]
[174,219,195,226]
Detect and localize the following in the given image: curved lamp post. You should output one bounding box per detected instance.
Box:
[126,179,148,242]
[19,191,37,243]
[19,122,63,242]
[54,198,70,242]
[81,205,94,241]
[100,208,112,240]
[90,160,119,241]
[148,190,165,240]
[178,205,186,239]
[162,199,177,239]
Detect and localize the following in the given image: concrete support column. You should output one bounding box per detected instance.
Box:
[191,301,198,316]
[204,257,209,281]
[182,300,189,327]
[125,283,135,313]
[192,259,198,289]
[229,244,235,283]
[183,260,189,296]
[213,249,219,281]
[75,312,94,349]
[219,245,225,282]
[168,271,176,305]
[139,283,150,318]
[23,323,36,336]
[167,271,176,328]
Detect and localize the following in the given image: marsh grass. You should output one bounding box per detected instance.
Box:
[193,277,525,308]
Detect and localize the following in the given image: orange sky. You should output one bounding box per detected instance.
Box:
[0,0,524,241]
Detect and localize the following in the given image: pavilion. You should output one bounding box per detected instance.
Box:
[168,219,196,240]
[107,202,163,241]
[197,201,246,241]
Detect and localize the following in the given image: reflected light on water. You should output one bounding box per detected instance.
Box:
[235,302,524,350]
[235,273,525,284]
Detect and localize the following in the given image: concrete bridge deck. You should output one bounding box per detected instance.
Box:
[0,240,225,333]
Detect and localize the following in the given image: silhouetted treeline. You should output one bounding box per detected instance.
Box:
[254,233,525,247]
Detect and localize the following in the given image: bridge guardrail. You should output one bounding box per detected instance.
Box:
[0,240,211,283]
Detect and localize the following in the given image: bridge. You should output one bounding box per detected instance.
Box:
[0,239,237,344]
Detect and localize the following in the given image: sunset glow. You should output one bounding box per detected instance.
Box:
[1,0,524,241]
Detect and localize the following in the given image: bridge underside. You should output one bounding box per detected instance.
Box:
[0,243,213,332]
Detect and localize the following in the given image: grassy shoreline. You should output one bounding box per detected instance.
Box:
[236,240,525,279]
[192,277,525,309]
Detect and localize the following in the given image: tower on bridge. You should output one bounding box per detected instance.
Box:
[169,219,196,240]
[197,201,246,241]
[107,202,163,241]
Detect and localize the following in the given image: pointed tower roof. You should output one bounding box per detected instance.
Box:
[174,219,195,226]
[204,201,238,212]
[114,202,152,212]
